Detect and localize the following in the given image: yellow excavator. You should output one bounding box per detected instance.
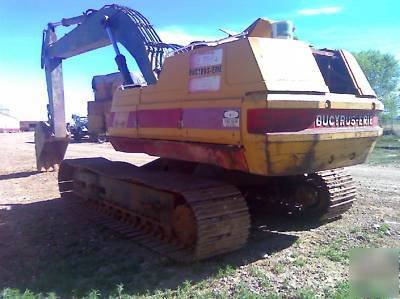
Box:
[36,4,383,261]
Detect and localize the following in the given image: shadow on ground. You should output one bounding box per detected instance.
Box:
[0,197,316,297]
[25,139,104,145]
[0,171,39,181]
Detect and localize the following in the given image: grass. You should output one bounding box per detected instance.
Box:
[314,238,349,264]
[376,223,390,237]
[248,266,270,290]
[350,226,371,243]
[272,263,285,274]
[351,223,391,243]
[215,264,236,279]
[1,289,57,299]
[1,277,355,299]
[293,288,317,299]
[232,281,281,299]
[293,256,307,267]
[367,134,400,165]
[323,281,351,299]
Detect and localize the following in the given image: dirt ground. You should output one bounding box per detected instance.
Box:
[0,132,399,298]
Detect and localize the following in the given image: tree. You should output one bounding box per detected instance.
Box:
[354,50,400,119]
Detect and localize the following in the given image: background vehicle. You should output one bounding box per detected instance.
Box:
[68,114,89,142]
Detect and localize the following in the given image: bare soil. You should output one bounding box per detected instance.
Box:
[0,132,399,298]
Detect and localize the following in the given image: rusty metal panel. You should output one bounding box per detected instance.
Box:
[110,137,249,172]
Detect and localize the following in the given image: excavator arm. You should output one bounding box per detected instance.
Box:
[36,4,180,171]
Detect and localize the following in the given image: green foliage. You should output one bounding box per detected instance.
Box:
[354,50,400,118]
[248,266,270,290]
[314,239,349,263]
[272,263,285,274]
[293,257,307,267]
[84,289,101,299]
[0,289,58,299]
[294,288,317,299]
[381,94,399,120]
[215,264,236,278]
[367,135,400,165]
[354,50,399,98]
[232,281,260,299]
[323,281,351,299]
[376,223,390,237]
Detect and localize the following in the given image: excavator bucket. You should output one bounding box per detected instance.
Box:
[35,122,69,172]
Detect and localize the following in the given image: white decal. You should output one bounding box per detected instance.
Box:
[189,76,221,93]
[190,48,223,68]
[223,110,239,119]
[223,110,240,128]
[315,114,373,127]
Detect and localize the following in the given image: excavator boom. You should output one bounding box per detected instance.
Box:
[36,4,180,170]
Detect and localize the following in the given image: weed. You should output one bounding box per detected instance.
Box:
[215,264,236,278]
[293,238,302,247]
[282,277,290,289]
[323,281,351,299]
[84,289,101,299]
[294,287,317,299]
[233,281,261,299]
[272,263,285,274]
[376,223,390,237]
[350,227,361,234]
[1,289,33,299]
[314,239,349,263]
[248,266,270,289]
[175,280,192,298]
[293,257,307,267]
[350,226,371,243]
[0,289,60,299]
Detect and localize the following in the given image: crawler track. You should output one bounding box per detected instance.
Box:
[58,158,355,262]
[313,168,357,221]
[58,158,250,262]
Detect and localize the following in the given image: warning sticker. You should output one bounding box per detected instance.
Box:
[222,110,240,128]
[188,48,224,93]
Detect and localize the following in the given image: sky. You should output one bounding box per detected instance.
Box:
[0,0,399,121]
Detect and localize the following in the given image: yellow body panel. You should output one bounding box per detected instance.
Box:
[109,32,383,177]
[265,137,378,176]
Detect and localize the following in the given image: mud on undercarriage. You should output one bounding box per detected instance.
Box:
[58,158,355,262]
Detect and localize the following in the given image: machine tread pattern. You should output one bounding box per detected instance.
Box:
[314,168,356,221]
[58,158,250,262]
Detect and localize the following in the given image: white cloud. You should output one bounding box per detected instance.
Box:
[298,6,342,16]
[158,27,219,46]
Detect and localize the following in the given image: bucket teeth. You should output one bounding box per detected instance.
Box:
[35,122,69,172]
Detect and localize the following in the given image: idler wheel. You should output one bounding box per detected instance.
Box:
[292,180,329,218]
[294,184,320,209]
[172,204,197,246]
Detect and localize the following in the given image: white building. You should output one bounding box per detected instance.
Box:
[0,106,19,133]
